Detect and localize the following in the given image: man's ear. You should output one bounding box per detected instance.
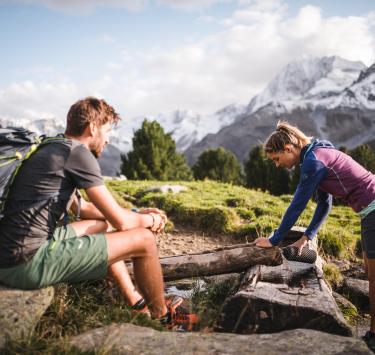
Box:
[88,122,97,137]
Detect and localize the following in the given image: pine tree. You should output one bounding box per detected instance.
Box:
[349,144,375,173]
[192,147,243,184]
[244,145,291,195]
[266,160,291,196]
[244,145,269,190]
[121,119,192,180]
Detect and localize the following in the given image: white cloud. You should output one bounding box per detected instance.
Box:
[5,0,149,14]
[97,34,116,44]
[0,80,79,120]
[3,0,231,14]
[1,1,375,121]
[156,0,230,11]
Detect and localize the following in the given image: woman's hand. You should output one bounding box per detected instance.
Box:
[290,235,309,255]
[254,237,273,248]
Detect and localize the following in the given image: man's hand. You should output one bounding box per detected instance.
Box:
[139,208,167,222]
[148,212,166,233]
[138,208,168,233]
[290,235,309,255]
[254,237,273,248]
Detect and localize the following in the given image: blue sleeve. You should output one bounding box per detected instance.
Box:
[304,189,332,240]
[268,159,328,246]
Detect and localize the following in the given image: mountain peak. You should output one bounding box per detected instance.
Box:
[247,56,366,113]
[355,62,375,84]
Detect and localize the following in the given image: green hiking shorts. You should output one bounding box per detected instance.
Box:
[0,225,108,290]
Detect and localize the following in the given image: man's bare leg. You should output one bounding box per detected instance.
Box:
[109,261,143,306]
[69,220,144,307]
[106,228,167,318]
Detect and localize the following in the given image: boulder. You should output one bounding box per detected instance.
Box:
[341,277,369,311]
[145,185,188,194]
[69,323,371,354]
[0,284,54,349]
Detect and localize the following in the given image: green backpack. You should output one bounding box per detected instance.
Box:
[0,127,80,220]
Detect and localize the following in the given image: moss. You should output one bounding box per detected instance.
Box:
[338,302,358,326]
[105,180,361,260]
[323,263,343,288]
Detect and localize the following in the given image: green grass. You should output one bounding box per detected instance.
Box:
[106,180,361,260]
[191,276,240,330]
[4,280,162,354]
[323,263,343,289]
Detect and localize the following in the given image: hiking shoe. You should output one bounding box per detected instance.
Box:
[165,295,199,332]
[282,245,317,264]
[363,331,375,352]
[131,298,150,317]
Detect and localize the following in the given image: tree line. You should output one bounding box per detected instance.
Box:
[121,119,375,196]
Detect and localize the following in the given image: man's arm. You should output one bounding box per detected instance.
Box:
[70,195,106,220]
[75,185,164,232]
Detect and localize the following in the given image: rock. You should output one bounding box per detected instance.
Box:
[103,174,127,181]
[333,291,358,314]
[0,284,54,349]
[69,323,371,354]
[341,277,369,311]
[145,185,188,194]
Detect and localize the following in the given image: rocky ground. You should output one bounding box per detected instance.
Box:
[155,225,372,344]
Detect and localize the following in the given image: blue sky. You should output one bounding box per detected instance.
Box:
[0,0,374,121]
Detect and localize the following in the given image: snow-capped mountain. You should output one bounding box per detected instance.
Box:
[247,56,366,113]
[185,56,375,164]
[111,103,246,153]
[0,100,244,176]
[0,117,65,137]
[0,104,245,155]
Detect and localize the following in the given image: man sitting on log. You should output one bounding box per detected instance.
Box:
[0,97,197,331]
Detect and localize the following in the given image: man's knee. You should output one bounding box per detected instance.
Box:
[139,228,157,251]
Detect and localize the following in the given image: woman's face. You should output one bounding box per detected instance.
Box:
[266,144,300,169]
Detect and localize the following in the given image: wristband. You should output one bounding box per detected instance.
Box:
[150,214,155,229]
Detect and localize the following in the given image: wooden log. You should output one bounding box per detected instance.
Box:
[127,244,283,281]
[217,254,354,337]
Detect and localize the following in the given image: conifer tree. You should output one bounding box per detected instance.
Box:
[244,145,291,195]
[121,119,192,180]
[193,147,243,184]
[244,145,269,190]
[349,144,375,173]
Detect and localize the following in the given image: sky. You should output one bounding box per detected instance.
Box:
[0,0,374,122]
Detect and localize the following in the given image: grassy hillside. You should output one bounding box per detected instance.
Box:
[107,180,361,260]
[5,180,362,353]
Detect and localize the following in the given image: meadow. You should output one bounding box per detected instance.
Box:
[4,180,362,353]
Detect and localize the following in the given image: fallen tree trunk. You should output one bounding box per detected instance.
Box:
[217,229,353,337]
[127,244,283,281]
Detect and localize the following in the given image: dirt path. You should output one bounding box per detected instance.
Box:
[155,225,247,257]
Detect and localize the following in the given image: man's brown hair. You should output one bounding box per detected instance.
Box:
[65,97,120,136]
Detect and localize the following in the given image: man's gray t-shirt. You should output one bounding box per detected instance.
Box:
[0,139,104,267]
